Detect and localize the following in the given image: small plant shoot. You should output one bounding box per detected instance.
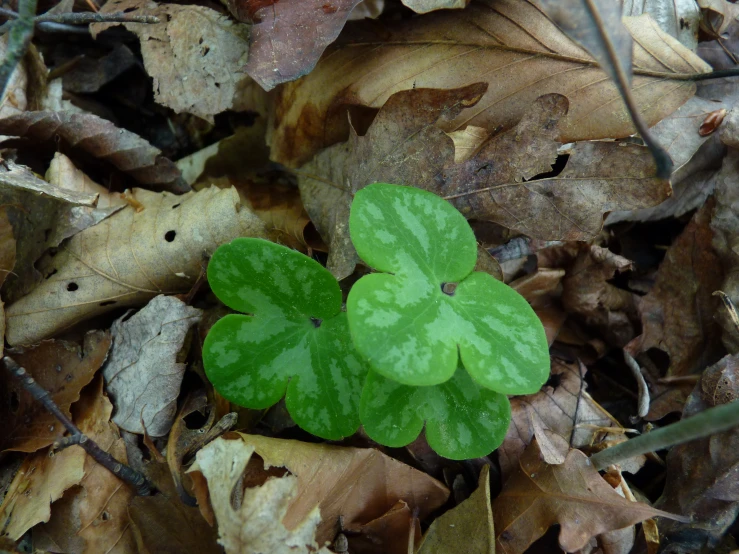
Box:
[347,183,549,394]
[360,364,511,460]
[203,238,368,440]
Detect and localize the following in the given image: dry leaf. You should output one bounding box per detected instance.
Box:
[188,437,332,554]
[299,85,667,278]
[341,500,419,554]
[91,0,251,122]
[446,125,489,164]
[103,295,202,436]
[269,0,709,167]
[0,111,187,193]
[417,465,494,554]
[0,331,111,453]
[6,186,267,346]
[231,433,449,545]
[494,440,686,553]
[402,0,470,13]
[61,44,138,94]
[623,0,700,49]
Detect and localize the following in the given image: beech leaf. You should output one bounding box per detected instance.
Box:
[270,0,710,167]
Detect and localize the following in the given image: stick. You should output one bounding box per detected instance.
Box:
[3,356,151,496]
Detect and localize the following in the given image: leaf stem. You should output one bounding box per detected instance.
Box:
[589,399,739,471]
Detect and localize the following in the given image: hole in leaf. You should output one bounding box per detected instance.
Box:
[544,372,562,389]
[183,408,209,430]
[172,203,181,209]
[10,391,19,413]
[99,300,117,307]
[67,282,78,292]
[441,283,457,296]
[101,511,111,521]
[645,348,671,376]
[164,230,177,242]
[310,317,322,328]
[524,153,569,181]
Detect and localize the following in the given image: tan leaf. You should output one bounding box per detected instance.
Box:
[103,295,201,436]
[188,437,332,554]
[493,440,686,553]
[341,500,419,554]
[446,126,489,163]
[0,331,111,453]
[227,433,449,545]
[269,0,710,167]
[6,186,267,345]
[91,0,251,122]
[402,0,470,13]
[417,465,494,554]
[298,85,668,279]
[0,111,187,193]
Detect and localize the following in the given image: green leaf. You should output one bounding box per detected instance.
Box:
[347,183,549,393]
[203,238,368,440]
[360,365,511,460]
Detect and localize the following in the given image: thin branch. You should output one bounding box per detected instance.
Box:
[35,11,159,24]
[3,356,151,496]
[623,350,650,418]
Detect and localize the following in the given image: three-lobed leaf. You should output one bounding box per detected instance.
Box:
[347,183,550,394]
[203,238,367,440]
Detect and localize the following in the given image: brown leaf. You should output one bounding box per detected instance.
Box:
[342,500,420,554]
[402,0,470,12]
[227,433,449,545]
[0,111,188,193]
[228,0,364,91]
[270,0,709,167]
[6,186,267,346]
[62,44,138,94]
[0,331,111,453]
[299,85,668,278]
[626,199,725,385]
[91,0,251,122]
[493,440,685,553]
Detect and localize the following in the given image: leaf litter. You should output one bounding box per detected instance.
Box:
[4,0,739,552]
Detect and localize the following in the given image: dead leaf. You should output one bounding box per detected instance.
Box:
[446,125,489,164]
[402,0,470,13]
[0,331,111,453]
[91,0,251,122]
[342,500,419,554]
[626,200,725,383]
[623,0,700,50]
[269,0,710,167]
[61,44,138,94]
[417,465,494,554]
[6,186,267,346]
[230,433,449,545]
[0,111,187,193]
[299,85,667,278]
[188,437,332,554]
[103,295,201,436]
[493,440,686,553]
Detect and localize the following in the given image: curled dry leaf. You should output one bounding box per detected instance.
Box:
[0,111,188,193]
[6,186,268,346]
[494,440,687,553]
[103,295,202,436]
[91,0,251,122]
[0,330,111,453]
[188,437,333,554]
[299,85,667,278]
[269,0,709,167]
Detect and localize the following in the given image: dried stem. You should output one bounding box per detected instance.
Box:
[3,356,151,496]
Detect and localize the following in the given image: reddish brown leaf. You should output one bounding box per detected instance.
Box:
[0,111,188,193]
[0,331,111,453]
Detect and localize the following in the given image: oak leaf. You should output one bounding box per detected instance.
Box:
[493,440,687,553]
[269,0,710,167]
[6,186,267,346]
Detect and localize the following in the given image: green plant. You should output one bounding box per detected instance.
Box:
[203,183,550,458]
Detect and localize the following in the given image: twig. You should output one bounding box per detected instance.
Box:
[35,11,159,24]
[0,0,37,100]
[623,350,650,418]
[3,356,151,495]
[589,399,739,470]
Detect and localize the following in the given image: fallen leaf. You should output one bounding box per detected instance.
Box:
[103,295,201,436]
[91,0,251,122]
[62,44,138,94]
[0,331,111,453]
[626,200,725,384]
[269,0,710,167]
[228,433,449,545]
[446,125,489,164]
[299,85,667,278]
[402,0,470,13]
[188,437,332,554]
[623,0,700,49]
[0,111,188,193]
[0,36,29,118]
[493,440,686,553]
[6,186,267,346]
[417,465,494,554]
[341,500,419,554]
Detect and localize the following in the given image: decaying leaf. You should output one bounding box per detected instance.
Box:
[623,0,700,49]
[225,433,450,545]
[61,44,138,94]
[0,331,111,453]
[299,85,667,278]
[402,0,470,13]
[269,0,710,167]
[6,186,267,346]
[0,111,187,193]
[188,437,332,554]
[494,440,686,553]
[91,0,251,122]
[417,465,494,554]
[103,295,202,436]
